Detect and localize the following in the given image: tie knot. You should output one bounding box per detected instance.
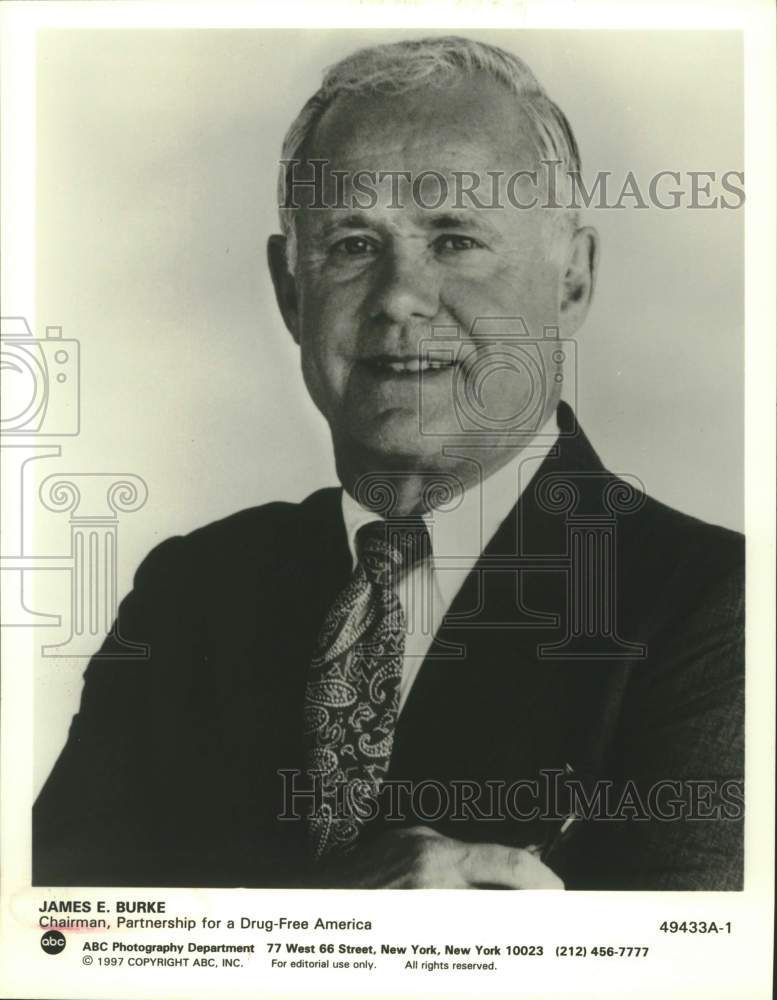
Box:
[356,518,430,585]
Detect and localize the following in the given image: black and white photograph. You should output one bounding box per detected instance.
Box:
[1,3,774,999]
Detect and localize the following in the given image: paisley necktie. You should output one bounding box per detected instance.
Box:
[302,518,429,860]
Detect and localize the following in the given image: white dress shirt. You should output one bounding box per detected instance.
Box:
[341,413,560,714]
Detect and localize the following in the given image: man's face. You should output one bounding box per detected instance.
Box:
[270,74,593,480]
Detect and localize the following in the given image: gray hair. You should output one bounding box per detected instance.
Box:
[278,35,581,270]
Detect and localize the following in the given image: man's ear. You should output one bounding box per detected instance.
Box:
[558,226,600,336]
[267,234,300,343]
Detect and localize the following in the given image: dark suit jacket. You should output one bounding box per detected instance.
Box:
[33,403,744,889]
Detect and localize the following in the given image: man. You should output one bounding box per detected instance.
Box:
[33,36,744,890]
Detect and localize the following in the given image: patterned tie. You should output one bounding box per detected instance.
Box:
[302,518,429,861]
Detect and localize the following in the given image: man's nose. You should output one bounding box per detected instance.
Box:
[368,250,440,324]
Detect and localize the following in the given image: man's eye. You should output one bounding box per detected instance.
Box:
[331,236,378,256]
[434,234,485,252]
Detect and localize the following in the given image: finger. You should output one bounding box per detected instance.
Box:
[459,842,564,889]
[401,825,444,840]
[318,826,448,888]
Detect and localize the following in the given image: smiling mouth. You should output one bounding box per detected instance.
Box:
[363,355,457,374]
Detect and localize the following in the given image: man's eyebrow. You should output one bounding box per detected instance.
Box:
[318,214,378,236]
[314,210,502,239]
[427,212,485,229]
[424,212,501,237]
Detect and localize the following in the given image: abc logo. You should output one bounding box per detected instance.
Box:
[40,930,66,955]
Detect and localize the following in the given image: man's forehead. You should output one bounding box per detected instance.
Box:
[305,74,541,174]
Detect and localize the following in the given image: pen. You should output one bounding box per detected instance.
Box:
[540,762,578,864]
[540,813,577,864]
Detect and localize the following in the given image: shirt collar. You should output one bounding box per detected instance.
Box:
[341,411,560,604]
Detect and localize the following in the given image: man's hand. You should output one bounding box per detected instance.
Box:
[314,826,564,889]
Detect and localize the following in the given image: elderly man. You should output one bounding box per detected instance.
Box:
[34,36,743,890]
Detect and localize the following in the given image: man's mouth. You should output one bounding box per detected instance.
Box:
[362,355,457,375]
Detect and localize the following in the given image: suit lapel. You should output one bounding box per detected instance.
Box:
[389,404,609,786]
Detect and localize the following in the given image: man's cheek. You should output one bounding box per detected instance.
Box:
[301,325,354,402]
[441,273,525,334]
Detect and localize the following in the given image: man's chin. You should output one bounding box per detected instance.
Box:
[355,433,447,470]
[337,411,454,471]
